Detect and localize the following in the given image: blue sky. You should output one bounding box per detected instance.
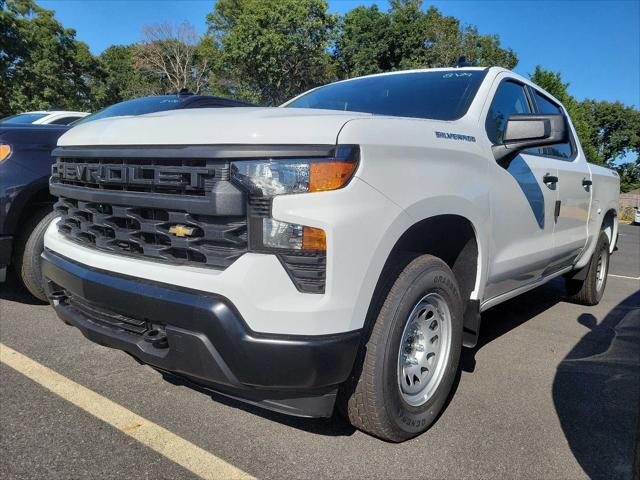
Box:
[40,0,640,107]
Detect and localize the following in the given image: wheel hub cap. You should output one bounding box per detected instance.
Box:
[595,247,608,292]
[397,293,452,406]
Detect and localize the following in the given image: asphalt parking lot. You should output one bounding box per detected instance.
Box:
[1,225,639,480]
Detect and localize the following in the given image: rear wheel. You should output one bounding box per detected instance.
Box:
[340,254,463,442]
[565,231,610,306]
[13,209,58,302]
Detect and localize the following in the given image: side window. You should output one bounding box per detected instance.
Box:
[486,81,532,144]
[532,91,574,160]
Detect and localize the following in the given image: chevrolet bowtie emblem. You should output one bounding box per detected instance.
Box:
[168,225,195,237]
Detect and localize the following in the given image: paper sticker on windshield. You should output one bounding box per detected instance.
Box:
[442,72,473,78]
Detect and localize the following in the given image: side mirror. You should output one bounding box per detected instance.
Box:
[492,114,568,168]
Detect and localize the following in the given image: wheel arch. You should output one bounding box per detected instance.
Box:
[363,213,485,348]
[602,208,617,253]
[5,179,54,236]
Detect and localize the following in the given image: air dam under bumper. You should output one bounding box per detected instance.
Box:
[41,250,361,418]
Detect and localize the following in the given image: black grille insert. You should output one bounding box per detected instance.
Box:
[67,293,149,335]
[55,196,248,269]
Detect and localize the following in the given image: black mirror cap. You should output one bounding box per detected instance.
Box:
[493,114,568,168]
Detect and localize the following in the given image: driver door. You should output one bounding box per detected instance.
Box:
[484,79,559,301]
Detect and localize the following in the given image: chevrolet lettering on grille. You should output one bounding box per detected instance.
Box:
[53,162,218,190]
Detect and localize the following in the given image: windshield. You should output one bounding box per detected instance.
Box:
[74,96,182,125]
[286,70,487,121]
[0,113,49,124]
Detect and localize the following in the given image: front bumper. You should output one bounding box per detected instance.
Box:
[42,250,361,417]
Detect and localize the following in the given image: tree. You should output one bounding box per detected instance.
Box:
[134,22,215,94]
[333,5,393,78]
[581,99,640,165]
[333,1,517,78]
[207,0,336,105]
[0,0,99,116]
[88,45,157,108]
[529,65,602,165]
[616,161,640,193]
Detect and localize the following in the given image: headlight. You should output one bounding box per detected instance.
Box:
[230,144,359,197]
[0,144,11,163]
[261,218,326,251]
[232,145,358,293]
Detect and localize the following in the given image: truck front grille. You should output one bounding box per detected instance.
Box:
[51,153,248,269]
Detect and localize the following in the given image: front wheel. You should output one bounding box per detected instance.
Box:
[565,231,610,306]
[340,254,463,442]
[13,209,58,302]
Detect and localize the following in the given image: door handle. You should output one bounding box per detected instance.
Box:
[543,173,559,184]
[582,178,593,187]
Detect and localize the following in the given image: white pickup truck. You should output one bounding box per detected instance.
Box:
[43,67,619,442]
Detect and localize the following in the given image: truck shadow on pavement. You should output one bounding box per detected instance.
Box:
[462,282,640,480]
[460,278,566,373]
[552,291,640,480]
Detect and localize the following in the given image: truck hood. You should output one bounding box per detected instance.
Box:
[58,107,372,147]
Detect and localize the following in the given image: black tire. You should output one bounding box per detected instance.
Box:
[565,231,610,306]
[340,254,463,442]
[13,209,58,302]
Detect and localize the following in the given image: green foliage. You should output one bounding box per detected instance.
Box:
[334,1,518,78]
[89,45,159,109]
[616,162,640,193]
[207,0,336,105]
[0,0,98,116]
[581,99,640,165]
[333,5,393,77]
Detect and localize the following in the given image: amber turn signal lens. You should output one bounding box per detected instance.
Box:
[0,144,11,162]
[309,161,357,193]
[302,226,326,251]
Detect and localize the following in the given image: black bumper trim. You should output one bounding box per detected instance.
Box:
[0,235,12,266]
[41,250,361,417]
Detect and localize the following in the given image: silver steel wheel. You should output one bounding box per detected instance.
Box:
[397,292,452,406]
[595,247,608,292]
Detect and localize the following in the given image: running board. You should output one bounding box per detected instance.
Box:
[480,266,573,312]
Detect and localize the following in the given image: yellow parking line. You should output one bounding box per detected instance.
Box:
[609,274,640,281]
[0,343,254,480]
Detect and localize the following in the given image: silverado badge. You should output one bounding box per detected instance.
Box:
[168,225,195,237]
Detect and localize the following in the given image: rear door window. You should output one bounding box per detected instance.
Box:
[531,91,574,160]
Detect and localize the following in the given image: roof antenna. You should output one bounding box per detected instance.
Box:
[455,56,472,68]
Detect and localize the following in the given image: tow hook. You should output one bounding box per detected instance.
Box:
[48,290,67,305]
[143,327,169,349]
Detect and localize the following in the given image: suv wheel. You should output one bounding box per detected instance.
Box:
[340,254,463,442]
[13,209,58,302]
[565,231,610,306]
